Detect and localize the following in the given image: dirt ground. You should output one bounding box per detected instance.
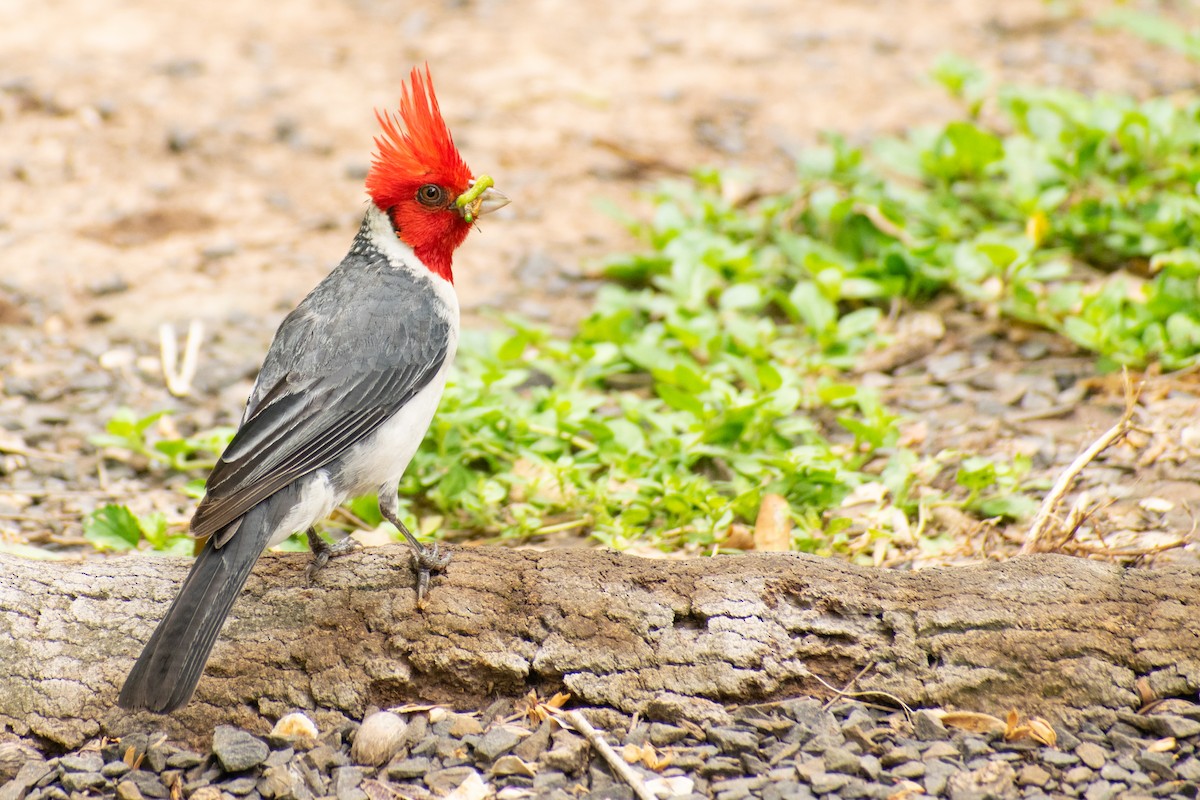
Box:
[1,0,1199,563]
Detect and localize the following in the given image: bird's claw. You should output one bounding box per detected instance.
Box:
[412,543,451,607]
[305,529,360,587]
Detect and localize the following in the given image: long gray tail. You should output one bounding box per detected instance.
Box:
[118,487,298,713]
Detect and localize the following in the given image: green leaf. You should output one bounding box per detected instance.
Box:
[790,282,836,334]
[925,121,1004,179]
[83,505,143,551]
[656,384,706,415]
[956,457,997,492]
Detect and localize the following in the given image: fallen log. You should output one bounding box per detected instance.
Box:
[1,547,1196,749]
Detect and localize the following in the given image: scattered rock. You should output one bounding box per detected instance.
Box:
[1134,750,1177,780]
[708,726,758,754]
[474,725,525,762]
[512,720,554,762]
[1076,741,1107,770]
[822,746,862,776]
[912,710,950,741]
[945,760,1016,799]
[448,713,484,737]
[350,711,407,766]
[923,759,960,796]
[387,757,432,780]
[0,743,44,784]
[424,765,478,794]
[8,694,1199,800]
[114,780,144,800]
[124,770,169,799]
[331,765,368,800]
[490,754,536,777]
[1017,763,1051,787]
[1145,714,1200,739]
[810,772,851,794]
[212,726,270,773]
[59,771,105,792]
[541,731,589,776]
[59,753,104,773]
[270,712,320,749]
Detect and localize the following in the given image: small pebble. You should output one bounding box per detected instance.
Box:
[424,765,478,794]
[1146,714,1200,739]
[332,765,368,800]
[350,711,408,766]
[387,757,431,780]
[448,713,484,737]
[512,720,554,762]
[218,774,257,795]
[212,726,270,773]
[541,731,589,776]
[649,723,689,746]
[59,754,104,773]
[256,764,295,799]
[923,759,959,796]
[474,725,524,761]
[923,741,959,760]
[809,772,851,793]
[490,754,537,777]
[59,772,105,792]
[822,746,862,775]
[1042,749,1080,767]
[270,712,319,747]
[1083,781,1118,800]
[708,726,758,754]
[891,760,925,779]
[882,745,920,767]
[165,751,204,769]
[114,780,144,800]
[1064,765,1094,783]
[124,770,169,799]
[912,710,949,741]
[1018,763,1051,787]
[1134,750,1177,780]
[1076,741,1107,769]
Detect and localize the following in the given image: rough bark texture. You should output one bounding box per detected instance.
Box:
[1,547,1197,749]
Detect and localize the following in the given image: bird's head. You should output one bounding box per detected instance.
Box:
[366,66,508,282]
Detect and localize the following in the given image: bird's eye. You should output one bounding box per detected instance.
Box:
[416,184,447,207]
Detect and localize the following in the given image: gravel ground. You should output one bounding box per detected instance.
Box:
[5,697,1200,800]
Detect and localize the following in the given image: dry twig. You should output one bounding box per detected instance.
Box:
[159,320,204,398]
[550,709,656,800]
[821,661,878,711]
[1020,371,1140,555]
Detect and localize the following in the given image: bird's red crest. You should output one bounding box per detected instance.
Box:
[366,66,473,213]
[365,66,475,281]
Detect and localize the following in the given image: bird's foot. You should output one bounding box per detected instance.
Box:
[412,543,452,607]
[306,528,361,586]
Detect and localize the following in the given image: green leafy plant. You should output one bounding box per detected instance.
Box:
[90,409,233,472]
[1095,7,1200,62]
[83,504,191,555]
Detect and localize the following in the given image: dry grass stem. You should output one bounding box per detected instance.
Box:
[1020,371,1141,555]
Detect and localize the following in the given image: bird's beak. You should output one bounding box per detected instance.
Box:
[456,176,510,223]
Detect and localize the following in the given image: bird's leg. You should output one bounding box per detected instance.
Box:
[378,488,450,605]
[305,527,360,586]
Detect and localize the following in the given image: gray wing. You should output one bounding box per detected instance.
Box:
[191,259,451,542]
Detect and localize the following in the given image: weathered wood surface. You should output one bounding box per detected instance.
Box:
[1,547,1196,748]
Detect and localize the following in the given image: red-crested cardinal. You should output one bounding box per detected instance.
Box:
[119,66,508,713]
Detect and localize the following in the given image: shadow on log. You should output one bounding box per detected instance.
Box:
[1,547,1197,749]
